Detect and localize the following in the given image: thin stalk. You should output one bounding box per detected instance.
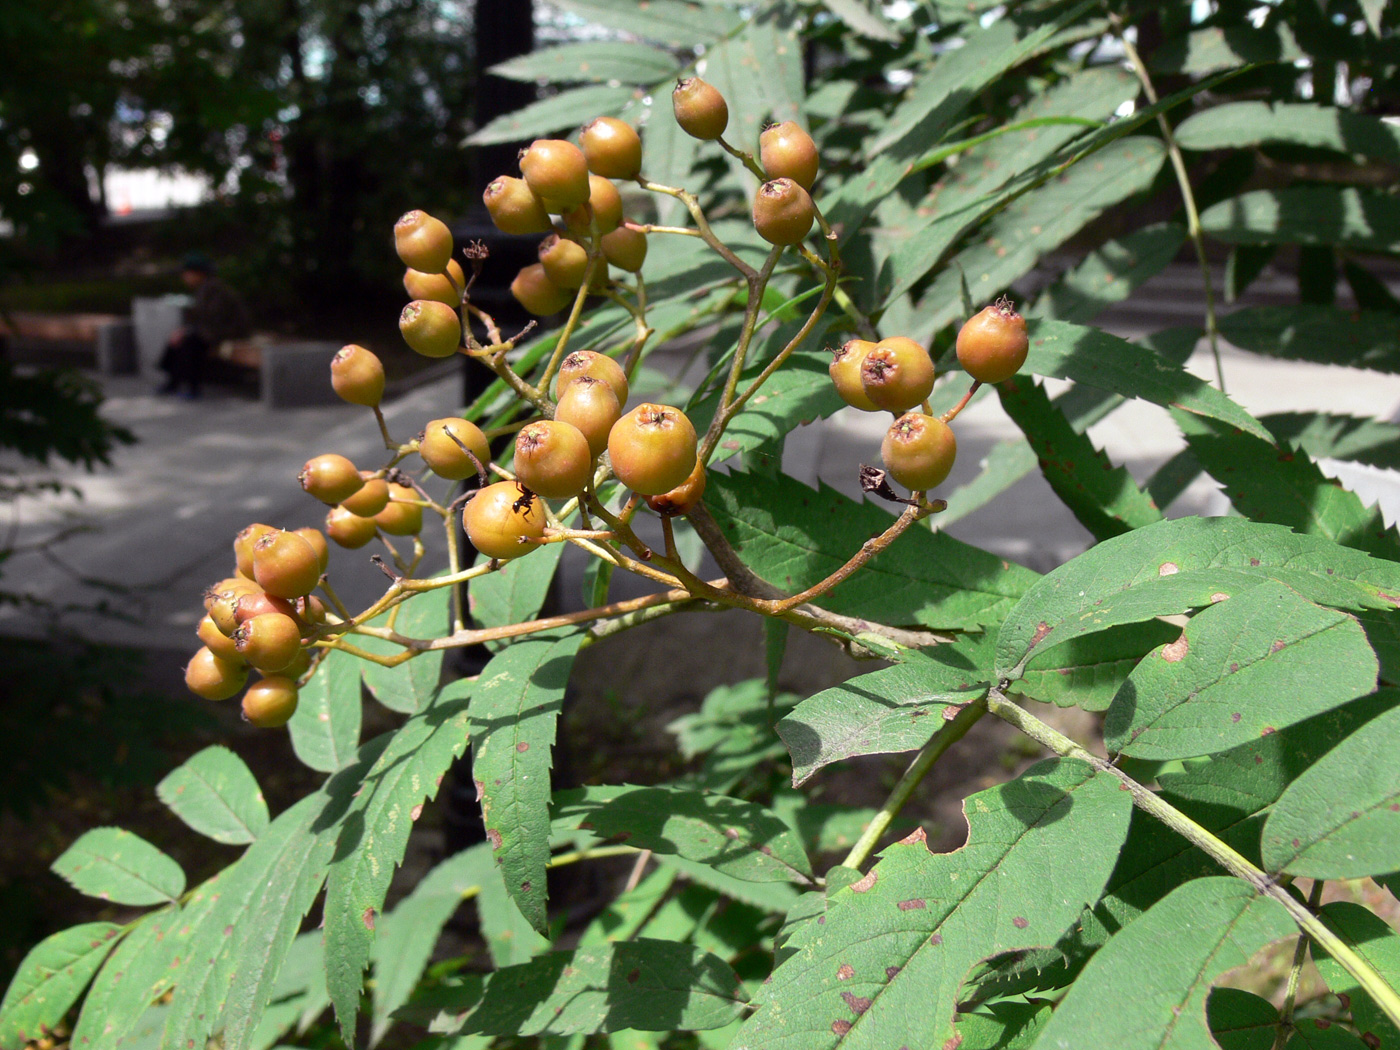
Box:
[637,178,757,280]
[940,380,982,423]
[372,406,396,450]
[538,256,602,394]
[1274,879,1326,1050]
[443,496,464,633]
[717,135,769,181]
[842,698,989,869]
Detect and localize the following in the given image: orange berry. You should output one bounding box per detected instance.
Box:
[557,349,628,405]
[299,453,363,505]
[511,263,573,316]
[404,258,466,305]
[400,300,461,358]
[555,374,621,458]
[515,420,593,499]
[394,210,453,274]
[881,413,957,491]
[752,178,814,246]
[234,612,304,673]
[759,122,819,190]
[861,336,935,413]
[483,175,552,235]
[829,340,880,412]
[601,226,647,272]
[233,523,277,579]
[330,344,385,407]
[463,481,546,560]
[520,139,591,211]
[185,646,248,701]
[607,404,698,496]
[419,418,491,481]
[198,615,244,663]
[242,676,299,728]
[252,530,322,599]
[563,175,623,236]
[326,505,378,549]
[341,474,390,517]
[293,527,330,574]
[538,233,592,290]
[956,299,1029,384]
[673,78,728,140]
[580,116,642,179]
[375,484,423,536]
[646,458,707,517]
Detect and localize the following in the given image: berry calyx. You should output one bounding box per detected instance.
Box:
[538,233,592,290]
[519,139,591,211]
[299,453,364,505]
[463,481,546,561]
[331,344,385,407]
[233,523,277,579]
[956,298,1029,384]
[515,420,594,499]
[607,403,698,496]
[646,458,707,517]
[185,646,249,701]
[375,484,424,536]
[601,226,647,273]
[483,176,552,235]
[752,178,815,246]
[242,676,299,728]
[759,122,819,190]
[252,530,323,599]
[419,418,491,481]
[580,116,643,180]
[234,612,304,673]
[829,339,880,412]
[340,474,390,517]
[555,375,621,458]
[860,336,935,413]
[511,263,573,317]
[326,505,378,549]
[673,78,729,140]
[881,413,958,492]
[557,349,628,405]
[564,175,623,236]
[400,300,462,358]
[394,210,454,274]
[404,258,466,306]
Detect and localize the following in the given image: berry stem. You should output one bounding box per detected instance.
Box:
[1274,879,1325,1050]
[636,178,757,280]
[372,406,396,451]
[442,496,465,633]
[939,380,981,423]
[716,135,768,182]
[537,256,602,397]
[625,222,703,239]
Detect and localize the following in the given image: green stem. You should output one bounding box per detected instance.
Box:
[985,687,1400,1031]
[537,255,601,396]
[1274,879,1326,1050]
[637,178,757,280]
[842,698,989,869]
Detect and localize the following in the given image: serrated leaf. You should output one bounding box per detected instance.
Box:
[0,922,122,1047]
[734,758,1132,1050]
[552,785,813,884]
[1264,412,1400,472]
[70,907,180,1050]
[469,542,567,651]
[1176,102,1400,162]
[288,646,361,771]
[822,0,900,41]
[52,828,184,906]
[998,375,1163,540]
[1031,878,1294,1050]
[704,19,803,153]
[248,931,328,1050]
[1207,988,1278,1050]
[477,860,551,969]
[1035,223,1188,324]
[421,940,747,1036]
[1261,704,1400,878]
[658,852,802,914]
[1151,22,1302,74]
[1287,1022,1372,1049]
[467,86,636,146]
[1023,318,1271,440]
[490,42,680,85]
[640,91,697,226]
[156,745,269,845]
[957,1000,1052,1050]
[1201,188,1400,254]
[938,438,1038,526]
[1018,619,1182,712]
[578,868,677,948]
[1310,901,1400,1049]
[358,587,452,712]
[1218,306,1400,373]
[706,471,1038,632]
[325,684,474,1041]
[995,516,1400,678]
[471,629,583,934]
[1105,581,1378,759]
[777,640,992,784]
[550,0,742,47]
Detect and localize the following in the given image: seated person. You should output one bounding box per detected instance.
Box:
[158,254,251,397]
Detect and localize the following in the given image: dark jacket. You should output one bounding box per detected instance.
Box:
[187,277,252,344]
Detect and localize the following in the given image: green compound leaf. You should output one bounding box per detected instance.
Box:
[1035,222,1188,324]
[1262,704,1400,878]
[51,827,185,906]
[822,0,902,41]
[289,645,362,770]
[325,684,474,1041]
[469,540,568,651]
[1201,187,1400,254]
[489,41,680,85]
[1208,988,1278,1050]
[477,859,551,969]
[1311,901,1400,1049]
[69,906,180,1050]
[777,639,992,785]
[997,375,1163,541]
[995,516,1400,679]
[1017,619,1183,712]
[1030,878,1294,1050]
[1264,412,1400,472]
[1218,306,1400,373]
[471,629,583,934]
[1176,102,1400,162]
[1023,318,1271,440]
[0,922,122,1048]
[549,0,742,48]
[1286,1022,1372,1049]
[361,585,451,712]
[247,931,329,1050]
[706,471,1038,632]
[552,784,813,884]
[156,744,269,845]
[420,940,747,1037]
[578,867,678,949]
[1151,22,1301,74]
[734,758,1132,1050]
[466,85,636,146]
[1105,581,1378,760]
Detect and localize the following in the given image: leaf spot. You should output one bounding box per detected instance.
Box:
[1262,726,1276,736]
[832,1021,852,1036]
[1029,621,1052,647]
[1013,916,1029,929]
[897,898,927,911]
[1158,562,1179,576]
[516,741,530,752]
[626,967,641,984]
[1210,592,1229,602]
[362,907,376,931]
[1161,637,1189,662]
[929,933,942,946]
[486,828,503,849]
[851,870,878,893]
[1271,640,1287,653]
[886,966,902,980]
[837,964,855,980]
[841,992,872,1015]
[1231,713,1241,723]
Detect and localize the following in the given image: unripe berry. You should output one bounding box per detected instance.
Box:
[515,420,593,499]
[881,413,958,491]
[861,337,935,413]
[341,474,390,517]
[555,375,621,458]
[394,210,453,274]
[252,530,323,599]
[608,403,698,496]
[234,590,300,628]
[753,178,815,246]
[326,505,378,549]
[511,263,573,317]
[759,122,819,190]
[294,527,330,574]
[198,615,244,663]
[234,612,304,673]
[520,139,591,211]
[646,458,707,517]
[330,344,385,407]
[601,226,647,272]
[205,576,261,631]
[563,175,623,236]
[538,233,592,290]
[186,646,248,701]
[580,116,643,179]
[956,298,1029,384]
[400,300,462,358]
[829,340,880,412]
[375,484,423,536]
[234,523,277,579]
[404,258,466,306]
[242,676,299,728]
[300,453,363,505]
[420,418,491,481]
[558,349,628,405]
[483,176,552,235]
[463,481,546,561]
[673,78,728,140]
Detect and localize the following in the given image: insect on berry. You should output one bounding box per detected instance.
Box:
[463,481,547,561]
[956,297,1030,384]
[330,344,385,407]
